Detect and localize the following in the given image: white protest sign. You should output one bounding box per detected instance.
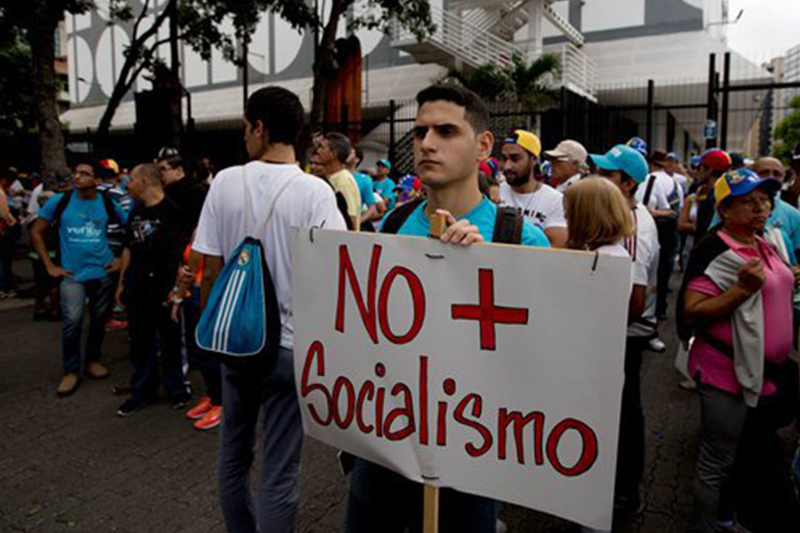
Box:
[291,228,631,530]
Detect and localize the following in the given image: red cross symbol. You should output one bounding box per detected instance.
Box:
[451,269,529,351]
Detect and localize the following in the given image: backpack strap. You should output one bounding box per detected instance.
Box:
[51,190,74,228]
[492,206,523,244]
[642,174,656,208]
[380,198,424,235]
[99,191,119,225]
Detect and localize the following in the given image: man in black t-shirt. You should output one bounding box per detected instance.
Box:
[158,153,207,227]
[116,163,191,416]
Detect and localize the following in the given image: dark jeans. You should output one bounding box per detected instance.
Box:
[614,336,646,510]
[694,384,799,532]
[218,348,303,533]
[345,458,498,533]
[656,220,679,317]
[183,286,221,405]
[60,276,114,374]
[127,293,189,402]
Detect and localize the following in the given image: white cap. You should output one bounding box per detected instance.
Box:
[544,140,588,168]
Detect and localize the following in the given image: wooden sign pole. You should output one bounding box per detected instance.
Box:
[423,211,446,533]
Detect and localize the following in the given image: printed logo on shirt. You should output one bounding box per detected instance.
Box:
[513,207,547,229]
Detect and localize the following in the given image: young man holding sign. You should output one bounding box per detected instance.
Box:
[345,84,549,533]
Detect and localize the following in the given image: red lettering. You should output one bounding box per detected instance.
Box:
[546,418,599,477]
[335,244,381,343]
[332,377,356,429]
[377,266,426,345]
[300,341,332,426]
[419,356,429,445]
[384,383,416,441]
[355,381,375,434]
[497,408,545,465]
[453,393,493,458]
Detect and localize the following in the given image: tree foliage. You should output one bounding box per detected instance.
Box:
[448,52,561,110]
[0,9,35,138]
[774,94,800,162]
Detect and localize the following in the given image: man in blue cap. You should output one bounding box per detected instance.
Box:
[591,144,660,527]
[373,159,396,211]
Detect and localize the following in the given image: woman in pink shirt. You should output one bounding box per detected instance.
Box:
[680,169,795,532]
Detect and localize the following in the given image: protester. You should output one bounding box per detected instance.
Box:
[26,179,60,319]
[348,148,380,230]
[158,152,207,228]
[115,163,192,416]
[564,177,634,257]
[97,158,131,330]
[667,152,689,194]
[677,169,795,533]
[478,160,501,204]
[345,84,549,533]
[785,143,800,208]
[499,129,568,247]
[0,175,17,298]
[193,86,346,533]
[751,157,800,266]
[30,160,128,396]
[544,139,588,193]
[314,132,362,231]
[373,159,396,211]
[591,144,659,526]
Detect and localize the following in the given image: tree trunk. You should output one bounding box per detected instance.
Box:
[29,4,68,178]
[311,0,348,125]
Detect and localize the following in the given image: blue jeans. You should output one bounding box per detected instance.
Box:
[346,458,498,533]
[217,348,303,533]
[60,276,114,374]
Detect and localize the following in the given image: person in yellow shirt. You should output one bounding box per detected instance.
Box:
[314,132,362,231]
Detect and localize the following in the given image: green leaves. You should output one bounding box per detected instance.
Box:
[774,95,800,163]
[449,52,561,110]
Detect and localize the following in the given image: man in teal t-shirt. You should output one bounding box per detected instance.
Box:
[373,159,396,211]
[30,161,128,397]
[345,84,548,533]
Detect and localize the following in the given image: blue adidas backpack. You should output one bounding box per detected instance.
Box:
[196,165,295,368]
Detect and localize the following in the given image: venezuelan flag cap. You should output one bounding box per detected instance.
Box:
[714,168,780,206]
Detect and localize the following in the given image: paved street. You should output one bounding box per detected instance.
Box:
[1,279,798,533]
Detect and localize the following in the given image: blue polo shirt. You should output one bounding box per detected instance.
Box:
[39,192,128,282]
[391,198,551,247]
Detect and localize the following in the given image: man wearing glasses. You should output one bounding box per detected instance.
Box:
[30,161,128,397]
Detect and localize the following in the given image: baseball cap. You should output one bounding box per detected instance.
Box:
[544,139,587,165]
[504,130,542,158]
[589,144,649,184]
[626,137,648,157]
[158,147,180,160]
[699,149,732,172]
[98,158,120,175]
[714,168,780,206]
[667,152,681,162]
[729,152,745,168]
[690,155,702,166]
[377,159,392,170]
[397,174,421,192]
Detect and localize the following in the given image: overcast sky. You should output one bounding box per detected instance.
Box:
[726,0,800,62]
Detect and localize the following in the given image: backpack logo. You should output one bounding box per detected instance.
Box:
[237,249,250,266]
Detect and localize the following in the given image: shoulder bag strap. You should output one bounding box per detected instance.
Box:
[642,175,656,207]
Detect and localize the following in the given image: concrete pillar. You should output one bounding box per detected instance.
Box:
[525,0,544,59]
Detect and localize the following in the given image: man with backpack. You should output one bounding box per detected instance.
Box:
[345,84,549,533]
[192,86,346,533]
[30,160,128,397]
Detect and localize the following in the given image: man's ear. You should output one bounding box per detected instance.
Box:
[477,131,495,162]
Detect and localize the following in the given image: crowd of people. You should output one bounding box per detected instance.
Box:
[3,81,800,533]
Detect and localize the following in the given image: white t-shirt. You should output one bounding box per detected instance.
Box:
[674,173,688,194]
[596,241,633,293]
[635,171,683,211]
[25,183,44,222]
[624,204,660,338]
[498,182,566,232]
[193,161,347,349]
[555,173,582,193]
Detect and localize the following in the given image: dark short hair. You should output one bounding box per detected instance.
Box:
[133,163,163,186]
[72,158,102,178]
[325,132,352,164]
[157,154,184,171]
[245,86,305,146]
[0,167,17,183]
[416,84,489,135]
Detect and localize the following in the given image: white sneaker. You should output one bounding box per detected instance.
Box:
[648,337,666,353]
